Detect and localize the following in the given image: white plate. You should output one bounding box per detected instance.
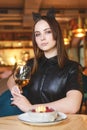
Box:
[18,112,67,126]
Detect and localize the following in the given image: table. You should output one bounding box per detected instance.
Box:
[0,114,87,130]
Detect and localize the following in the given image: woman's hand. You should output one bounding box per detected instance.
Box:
[11,85,31,112]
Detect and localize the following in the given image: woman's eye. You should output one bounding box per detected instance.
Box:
[35,33,40,37]
[46,30,52,34]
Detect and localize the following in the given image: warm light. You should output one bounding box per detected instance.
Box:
[72,28,86,37]
[64,38,70,45]
[9,57,16,65]
[18,42,22,46]
[63,29,70,45]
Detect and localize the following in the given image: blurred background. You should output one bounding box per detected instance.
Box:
[0,0,87,67]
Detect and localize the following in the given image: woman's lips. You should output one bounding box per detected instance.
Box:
[41,42,48,46]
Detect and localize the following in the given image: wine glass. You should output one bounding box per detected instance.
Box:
[13,63,31,92]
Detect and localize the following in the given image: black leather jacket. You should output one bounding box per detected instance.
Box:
[25,56,83,104]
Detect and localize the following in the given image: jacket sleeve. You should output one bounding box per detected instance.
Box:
[65,63,83,94]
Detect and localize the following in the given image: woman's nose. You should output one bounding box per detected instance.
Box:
[41,34,45,40]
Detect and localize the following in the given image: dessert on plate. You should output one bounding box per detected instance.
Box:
[28,106,58,122]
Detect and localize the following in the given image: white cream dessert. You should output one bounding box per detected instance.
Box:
[28,106,58,122]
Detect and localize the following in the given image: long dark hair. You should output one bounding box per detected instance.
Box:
[32,13,68,73]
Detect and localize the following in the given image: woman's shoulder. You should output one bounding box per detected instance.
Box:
[66,59,81,67]
[65,59,82,72]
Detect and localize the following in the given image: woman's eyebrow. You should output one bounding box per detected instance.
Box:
[35,28,51,33]
[44,28,51,31]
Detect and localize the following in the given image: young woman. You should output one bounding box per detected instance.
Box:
[0,9,83,116]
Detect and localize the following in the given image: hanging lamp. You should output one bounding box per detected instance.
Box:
[72,16,86,38]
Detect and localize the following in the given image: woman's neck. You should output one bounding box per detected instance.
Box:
[44,47,57,59]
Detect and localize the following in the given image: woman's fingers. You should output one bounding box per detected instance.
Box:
[11,85,21,96]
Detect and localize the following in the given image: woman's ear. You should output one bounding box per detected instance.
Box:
[32,12,41,22]
[47,8,56,19]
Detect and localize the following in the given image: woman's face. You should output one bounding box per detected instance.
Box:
[34,20,57,57]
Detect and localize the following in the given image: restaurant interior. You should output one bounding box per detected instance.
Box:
[0,0,87,114]
[0,0,87,66]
